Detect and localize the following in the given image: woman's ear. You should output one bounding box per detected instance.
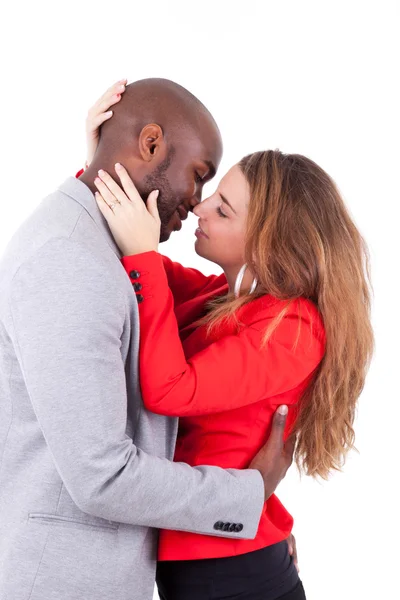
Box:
[138,124,166,162]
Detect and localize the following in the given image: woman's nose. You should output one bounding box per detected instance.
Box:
[193,203,201,217]
[193,196,210,217]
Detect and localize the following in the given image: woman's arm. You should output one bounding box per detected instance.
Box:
[125,251,325,417]
[75,174,219,304]
[75,80,128,179]
[124,253,222,307]
[78,85,221,304]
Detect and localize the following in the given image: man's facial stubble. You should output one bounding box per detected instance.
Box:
[142,147,179,242]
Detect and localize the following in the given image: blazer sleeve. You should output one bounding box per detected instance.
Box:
[159,254,222,307]
[122,251,325,417]
[8,238,264,538]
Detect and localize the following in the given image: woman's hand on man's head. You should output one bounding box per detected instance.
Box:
[85,79,127,167]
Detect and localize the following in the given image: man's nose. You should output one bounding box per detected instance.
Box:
[189,195,200,211]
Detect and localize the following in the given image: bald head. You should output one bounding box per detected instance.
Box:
[82,79,222,241]
[99,78,221,152]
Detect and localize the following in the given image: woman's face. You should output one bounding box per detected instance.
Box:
[193,165,250,269]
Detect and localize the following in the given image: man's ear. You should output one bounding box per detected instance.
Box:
[138,124,166,162]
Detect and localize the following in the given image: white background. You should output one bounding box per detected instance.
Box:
[1,1,399,598]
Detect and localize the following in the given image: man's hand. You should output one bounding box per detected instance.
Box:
[249,405,295,500]
[287,533,299,572]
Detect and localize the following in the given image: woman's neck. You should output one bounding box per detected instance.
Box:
[224,265,255,295]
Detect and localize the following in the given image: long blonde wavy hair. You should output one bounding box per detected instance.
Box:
[200,150,374,479]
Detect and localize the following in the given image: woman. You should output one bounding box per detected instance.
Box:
[80,82,373,600]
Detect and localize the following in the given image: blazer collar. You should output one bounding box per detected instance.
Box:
[57,176,122,259]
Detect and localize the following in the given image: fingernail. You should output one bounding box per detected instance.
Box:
[94,177,101,184]
[98,169,105,176]
[115,163,122,170]
[278,405,288,415]
[154,190,160,198]
[106,110,113,116]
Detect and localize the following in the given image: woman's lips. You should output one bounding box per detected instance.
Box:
[195,224,208,239]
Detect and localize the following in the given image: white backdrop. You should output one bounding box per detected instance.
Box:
[1,1,399,598]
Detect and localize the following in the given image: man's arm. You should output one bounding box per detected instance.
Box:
[8,236,266,539]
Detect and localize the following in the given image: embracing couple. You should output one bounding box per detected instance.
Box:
[0,78,373,600]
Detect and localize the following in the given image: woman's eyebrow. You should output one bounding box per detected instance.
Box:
[220,193,237,214]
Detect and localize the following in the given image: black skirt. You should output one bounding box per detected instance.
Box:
[156,540,305,600]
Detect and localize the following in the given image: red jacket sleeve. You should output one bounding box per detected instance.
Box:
[121,251,325,417]
[160,255,222,307]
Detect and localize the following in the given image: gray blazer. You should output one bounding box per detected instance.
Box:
[0,176,264,600]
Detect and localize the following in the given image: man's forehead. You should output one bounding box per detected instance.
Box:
[182,134,222,169]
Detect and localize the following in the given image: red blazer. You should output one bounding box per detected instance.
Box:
[121,251,326,561]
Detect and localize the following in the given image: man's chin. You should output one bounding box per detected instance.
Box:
[159,223,176,243]
[159,228,172,243]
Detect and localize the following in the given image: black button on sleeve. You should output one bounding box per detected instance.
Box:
[133,282,142,292]
[228,523,237,532]
[235,524,243,532]
[222,522,231,531]
[129,270,141,280]
[136,294,144,304]
[213,521,224,531]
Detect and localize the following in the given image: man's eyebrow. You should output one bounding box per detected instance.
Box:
[220,193,237,214]
[203,160,216,179]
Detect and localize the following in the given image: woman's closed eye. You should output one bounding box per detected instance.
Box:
[217,206,228,218]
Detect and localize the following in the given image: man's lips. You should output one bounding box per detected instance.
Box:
[166,204,192,233]
[177,205,189,221]
[171,210,183,231]
[170,205,190,232]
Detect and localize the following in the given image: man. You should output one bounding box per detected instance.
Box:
[0,78,294,600]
